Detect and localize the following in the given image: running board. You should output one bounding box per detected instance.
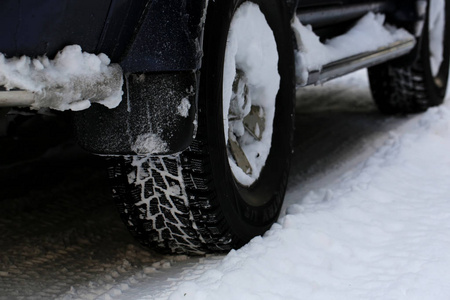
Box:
[0,90,34,107]
[306,38,416,85]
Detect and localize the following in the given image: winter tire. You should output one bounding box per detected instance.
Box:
[109,0,295,254]
[368,0,450,114]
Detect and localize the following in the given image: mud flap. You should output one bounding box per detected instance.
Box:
[72,71,198,155]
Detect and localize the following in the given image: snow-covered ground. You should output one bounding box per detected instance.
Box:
[1,70,450,299]
[139,71,450,300]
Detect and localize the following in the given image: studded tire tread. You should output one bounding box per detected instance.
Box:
[368,63,432,114]
[109,134,236,254]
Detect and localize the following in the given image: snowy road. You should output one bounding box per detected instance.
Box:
[1,70,450,299]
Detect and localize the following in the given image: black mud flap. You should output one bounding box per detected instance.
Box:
[72,71,197,155]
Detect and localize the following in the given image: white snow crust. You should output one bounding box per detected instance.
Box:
[0,45,123,111]
[293,13,414,85]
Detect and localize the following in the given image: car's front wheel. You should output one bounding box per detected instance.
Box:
[109,0,295,254]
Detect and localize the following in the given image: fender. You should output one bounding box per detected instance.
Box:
[118,0,207,73]
[74,0,208,155]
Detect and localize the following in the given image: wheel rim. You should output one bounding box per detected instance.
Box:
[429,0,446,79]
[222,2,280,187]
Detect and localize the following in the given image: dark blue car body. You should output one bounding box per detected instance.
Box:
[0,0,421,155]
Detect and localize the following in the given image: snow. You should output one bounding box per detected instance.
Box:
[428,0,446,76]
[293,13,415,85]
[176,98,191,118]
[0,45,123,111]
[131,133,168,155]
[130,70,450,300]
[223,2,280,186]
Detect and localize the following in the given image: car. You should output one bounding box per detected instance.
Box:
[0,0,448,254]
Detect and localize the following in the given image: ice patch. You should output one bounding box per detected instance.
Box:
[0,45,123,111]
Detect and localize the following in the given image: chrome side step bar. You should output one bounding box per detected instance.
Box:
[0,90,34,107]
[1,39,415,106]
[306,38,416,86]
[297,2,390,29]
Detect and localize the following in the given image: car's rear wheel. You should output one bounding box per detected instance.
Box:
[109,0,295,254]
[368,0,449,114]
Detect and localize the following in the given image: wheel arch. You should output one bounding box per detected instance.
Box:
[119,0,208,73]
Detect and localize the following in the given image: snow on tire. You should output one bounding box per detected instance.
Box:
[109,0,295,254]
[368,0,450,114]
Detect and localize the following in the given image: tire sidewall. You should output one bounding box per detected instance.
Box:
[200,0,295,243]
